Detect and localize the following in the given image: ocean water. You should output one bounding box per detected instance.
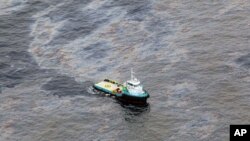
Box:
[0,0,250,141]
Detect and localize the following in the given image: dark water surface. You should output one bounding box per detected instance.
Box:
[1,0,250,141]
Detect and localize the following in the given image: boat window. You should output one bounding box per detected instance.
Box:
[127,83,140,87]
[128,83,134,86]
[134,84,140,87]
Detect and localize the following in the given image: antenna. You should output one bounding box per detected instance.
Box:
[131,68,138,81]
[131,68,134,80]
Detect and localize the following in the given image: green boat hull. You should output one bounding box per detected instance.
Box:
[93,83,149,105]
[116,92,149,105]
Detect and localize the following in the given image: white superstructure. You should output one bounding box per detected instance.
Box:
[124,68,145,95]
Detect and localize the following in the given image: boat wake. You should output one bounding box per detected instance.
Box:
[87,86,98,95]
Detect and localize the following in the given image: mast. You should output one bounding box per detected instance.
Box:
[131,68,138,82]
[131,68,134,80]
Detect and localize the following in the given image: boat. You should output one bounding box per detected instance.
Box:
[93,69,149,105]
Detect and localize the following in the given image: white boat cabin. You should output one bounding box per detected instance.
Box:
[124,69,145,95]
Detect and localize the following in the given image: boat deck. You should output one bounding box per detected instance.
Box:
[94,81,123,94]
